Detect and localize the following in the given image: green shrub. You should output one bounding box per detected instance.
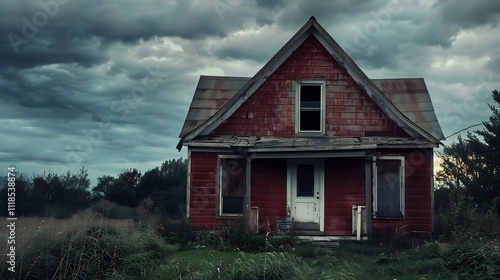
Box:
[192,224,297,252]
[156,217,196,249]
[435,189,500,242]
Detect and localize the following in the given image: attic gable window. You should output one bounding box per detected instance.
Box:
[295,81,326,134]
[372,157,405,219]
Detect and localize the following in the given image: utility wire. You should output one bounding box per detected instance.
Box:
[445,123,484,139]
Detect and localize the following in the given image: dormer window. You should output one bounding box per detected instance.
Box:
[295,81,326,134]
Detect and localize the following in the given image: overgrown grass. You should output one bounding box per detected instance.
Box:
[1,210,499,279]
[0,210,176,279]
[154,250,304,280]
[413,240,500,279]
[187,224,297,252]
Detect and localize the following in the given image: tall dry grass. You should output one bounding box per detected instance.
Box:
[0,210,175,279]
[0,209,132,254]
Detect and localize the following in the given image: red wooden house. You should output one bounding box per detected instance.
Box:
[177,17,444,240]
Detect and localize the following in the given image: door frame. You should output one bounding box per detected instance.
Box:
[287,158,325,232]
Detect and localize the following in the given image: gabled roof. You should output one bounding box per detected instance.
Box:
[178,17,445,149]
[178,76,444,141]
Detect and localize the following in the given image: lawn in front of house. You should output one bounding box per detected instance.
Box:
[151,242,466,280]
[1,214,497,279]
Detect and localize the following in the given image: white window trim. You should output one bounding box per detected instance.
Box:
[217,155,246,218]
[372,156,405,219]
[294,80,326,135]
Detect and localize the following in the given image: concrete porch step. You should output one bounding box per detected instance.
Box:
[294,230,324,236]
[297,235,368,242]
[311,241,340,248]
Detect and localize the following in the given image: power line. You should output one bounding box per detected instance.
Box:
[445,123,484,139]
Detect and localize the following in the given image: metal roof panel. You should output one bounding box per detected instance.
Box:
[178,76,250,138]
[372,78,444,140]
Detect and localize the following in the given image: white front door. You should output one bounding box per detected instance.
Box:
[288,159,324,231]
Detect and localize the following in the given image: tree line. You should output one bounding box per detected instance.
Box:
[0,158,187,218]
[436,90,500,214]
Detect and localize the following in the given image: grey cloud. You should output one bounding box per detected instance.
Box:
[435,0,500,29]
[255,0,286,9]
[1,0,258,70]
[0,0,499,184]
[277,0,388,28]
[486,56,500,72]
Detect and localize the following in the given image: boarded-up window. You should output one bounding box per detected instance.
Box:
[375,159,403,218]
[220,158,246,215]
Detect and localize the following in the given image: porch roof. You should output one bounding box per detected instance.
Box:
[184,135,438,152]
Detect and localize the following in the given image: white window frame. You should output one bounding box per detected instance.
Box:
[295,80,326,135]
[372,156,405,219]
[217,155,246,217]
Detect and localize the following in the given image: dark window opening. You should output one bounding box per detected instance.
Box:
[300,111,321,131]
[220,158,246,215]
[222,197,244,214]
[299,84,322,131]
[297,164,314,197]
[376,160,402,218]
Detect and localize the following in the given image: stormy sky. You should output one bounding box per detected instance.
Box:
[1,0,500,185]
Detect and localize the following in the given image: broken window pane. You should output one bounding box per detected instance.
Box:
[376,160,402,218]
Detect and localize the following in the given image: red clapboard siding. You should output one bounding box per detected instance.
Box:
[212,35,409,138]
[324,158,365,235]
[371,149,433,239]
[189,151,219,229]
[188,149,434,239]
[250,159,287,231]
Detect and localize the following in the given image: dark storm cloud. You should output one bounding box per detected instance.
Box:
[1,0,261,70]
[277,0,388,28]
[0,64,107,120]
[255,0,285,9]
[1,0,499,184]
[407,0,500,49]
